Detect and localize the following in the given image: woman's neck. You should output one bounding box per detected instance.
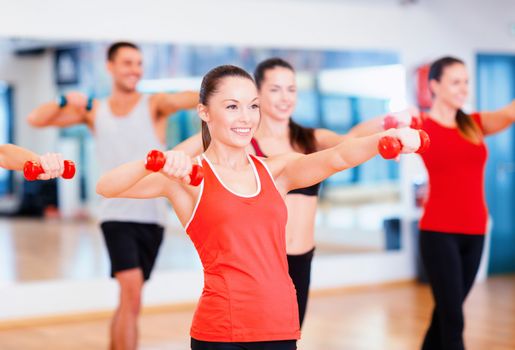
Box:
[429,101,459,126]
[204,141,250,170]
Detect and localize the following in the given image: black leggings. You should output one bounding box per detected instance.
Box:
[419,230,485,350]
[287,247,315,328]
[191,338,297,350]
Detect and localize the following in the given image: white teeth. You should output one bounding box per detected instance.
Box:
[233,128,250,133]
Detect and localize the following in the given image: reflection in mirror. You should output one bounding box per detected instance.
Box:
[0,39,407,286]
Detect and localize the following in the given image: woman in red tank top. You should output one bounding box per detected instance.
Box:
[175,58,422,329]
[96,65,422,350]
[417,57,515,350]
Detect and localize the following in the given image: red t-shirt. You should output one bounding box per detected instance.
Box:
[185,154,300,342]
[419,113,488,234]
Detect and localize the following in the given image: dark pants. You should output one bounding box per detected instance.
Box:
[287,247,315,328]
[191,338,297,350]
[420,230,485,350]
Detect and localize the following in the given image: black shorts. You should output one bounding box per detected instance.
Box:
[191,338,297,350]
[101,221,164,281]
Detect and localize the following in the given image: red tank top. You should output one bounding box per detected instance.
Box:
[419,113,488,234]
[185,154,300,342]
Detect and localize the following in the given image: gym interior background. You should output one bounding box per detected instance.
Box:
[0,0,514,349]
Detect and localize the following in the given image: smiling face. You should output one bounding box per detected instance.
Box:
[198,76,260,149]
[106,47,143,93]
[258,66,297,121]
[430,62,469,110]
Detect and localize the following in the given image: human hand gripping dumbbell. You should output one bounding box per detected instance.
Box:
[145,150,204,186]
[378,128,431,160]
[58,92,94,112]
[24,153,76,181]
[382,108,423,130]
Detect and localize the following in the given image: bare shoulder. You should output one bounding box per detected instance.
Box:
[147,91,198,125]
[262,153,302,178]
[148,92,162,108]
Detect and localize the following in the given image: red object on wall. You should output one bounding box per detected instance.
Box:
[416,64,432,109]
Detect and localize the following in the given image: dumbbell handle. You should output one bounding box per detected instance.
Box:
[145,150,203,186]
[378,130,430,160]
[24,160,76,181]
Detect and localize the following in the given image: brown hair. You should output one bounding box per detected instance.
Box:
[107,42,140,61]
[199,65,255,150]
[429,56,483,143]
[254,58,317,154]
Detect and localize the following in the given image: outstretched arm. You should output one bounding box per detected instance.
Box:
[96,150,197,199]
[96,151,199,225]
[27,92,93,128]
[0,144,39,170]
[480,100,515,136]
[315,108,420,150]
[0,145,71,180]
[96,159,170,199]
[152,91,199,119]
[271,128,421,193]
[172,132,203,156]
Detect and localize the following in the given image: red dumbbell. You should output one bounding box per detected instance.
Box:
[145,150,204,186]
[383,115,422,130]
[378,130,430,160]
[24,160,76,181]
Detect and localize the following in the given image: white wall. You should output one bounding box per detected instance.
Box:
[0,1,513,52]
[0,51,57,151]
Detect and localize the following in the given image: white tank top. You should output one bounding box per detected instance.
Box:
[95,94,167,226]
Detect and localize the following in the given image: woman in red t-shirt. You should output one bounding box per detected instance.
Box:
[96,65,421,350]
[418,56,515,350]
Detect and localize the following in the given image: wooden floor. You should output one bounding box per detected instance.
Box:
[0,276,513,350]
[0,217,384,283]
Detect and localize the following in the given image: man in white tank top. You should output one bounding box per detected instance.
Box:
[27,42,198,350]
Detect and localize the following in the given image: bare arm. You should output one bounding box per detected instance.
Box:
[345,117,385,138]
[315,128,349,150]
[96,160,169,199]
[0,144,39,170]
[96,151,199,225]
[346,107,420,138]
[172,132,203,156]
[0,146,69,180]
[315,107,421,150]
[27,92,93,128]
[480,100,515,136]
[270,128,420,193]
[153,91,199,119]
